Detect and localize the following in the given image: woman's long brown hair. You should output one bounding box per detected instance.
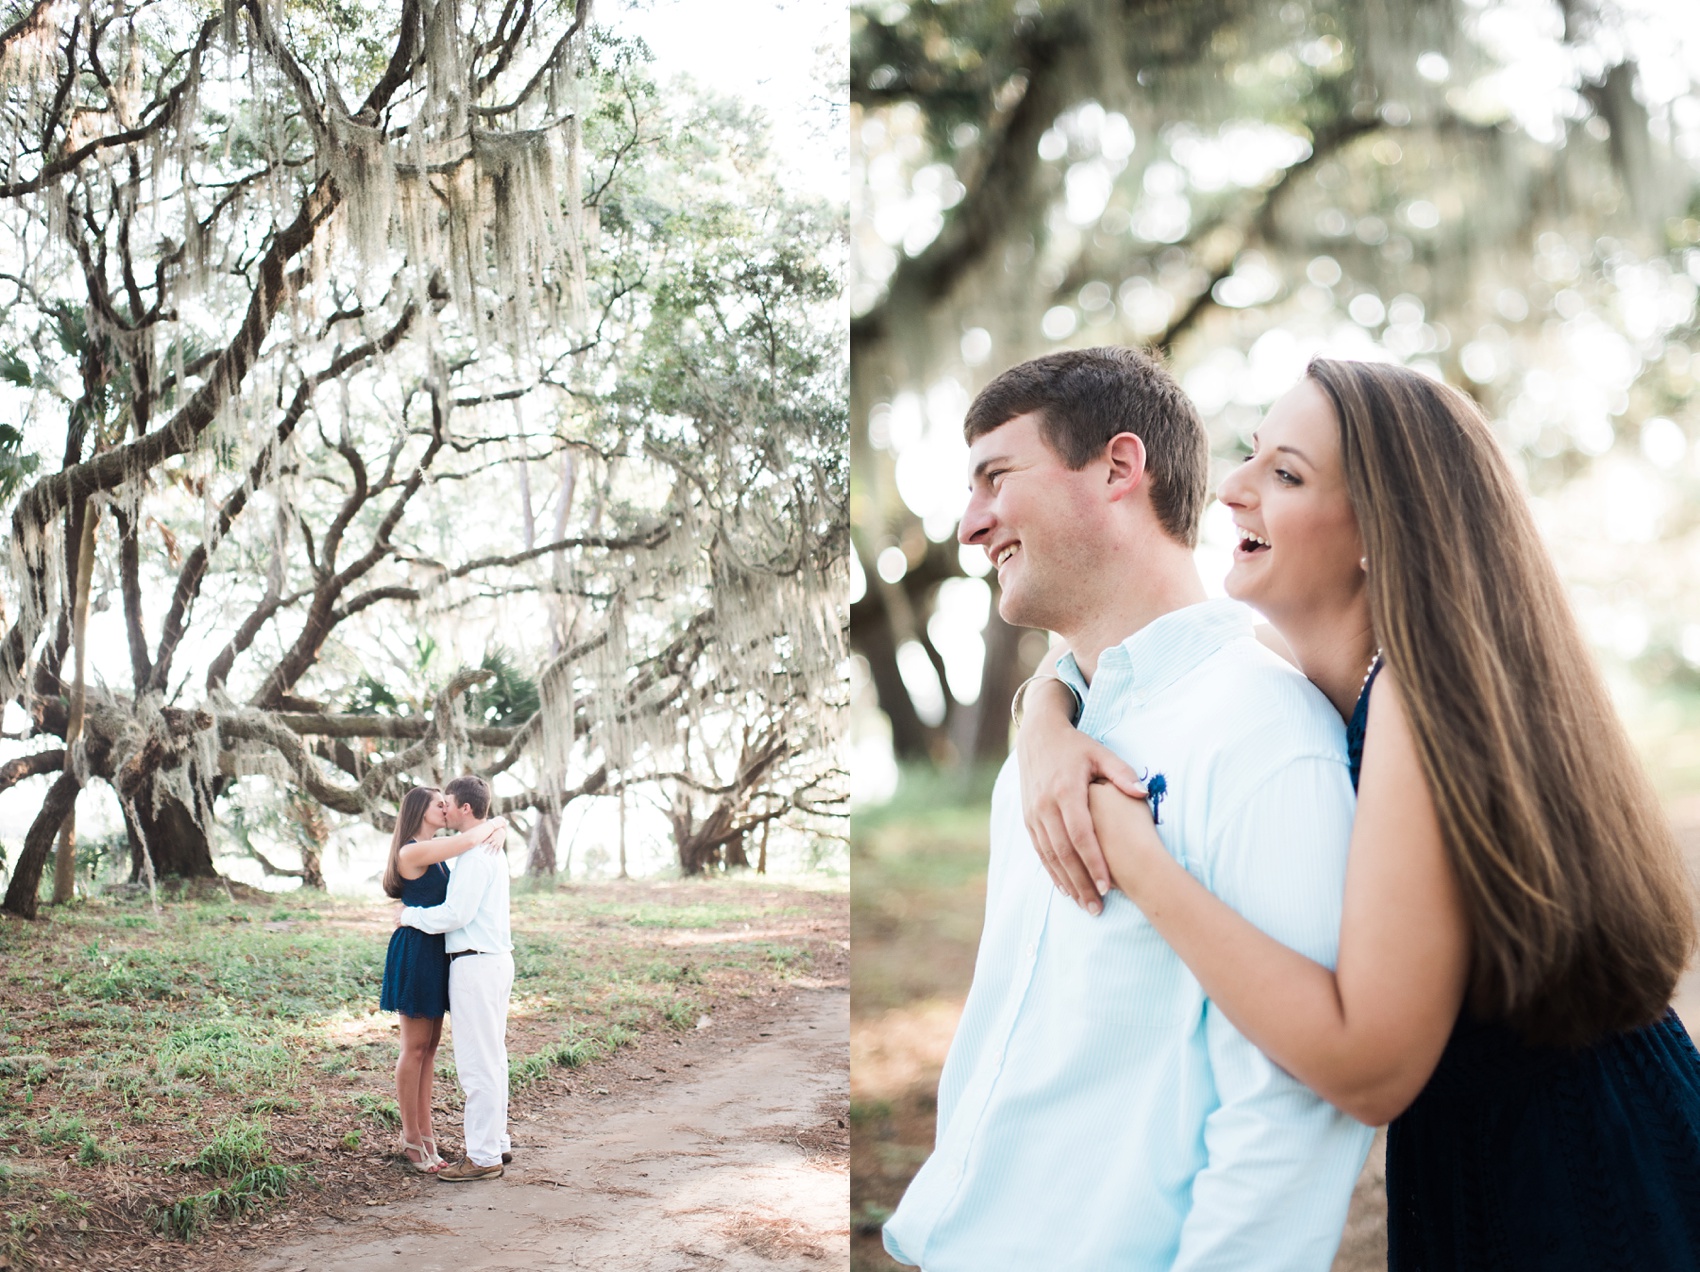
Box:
[381,786,440,899]
[1309,358,1695,1046]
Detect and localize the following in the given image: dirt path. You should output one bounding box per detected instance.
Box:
[248,986,849,1272]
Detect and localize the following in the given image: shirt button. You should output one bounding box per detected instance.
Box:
[1025,942,1037,957]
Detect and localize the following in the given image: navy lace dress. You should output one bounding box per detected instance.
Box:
[1349,662,1700,1270]
[379,860,451,1019]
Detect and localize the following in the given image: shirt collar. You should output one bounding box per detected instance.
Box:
[1055,599,1255,709]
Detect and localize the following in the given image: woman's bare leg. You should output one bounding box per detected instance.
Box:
[396,1013,434,1162]
[416,1016,444,1149]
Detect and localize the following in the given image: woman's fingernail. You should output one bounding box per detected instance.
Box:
[1088,900,1102,916]
[1095,880,1109,896]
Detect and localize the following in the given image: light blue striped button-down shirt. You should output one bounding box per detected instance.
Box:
[884,600,1372,1271]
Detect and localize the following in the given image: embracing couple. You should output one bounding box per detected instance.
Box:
[378,774,515,1181]
[884,349,1700,1270]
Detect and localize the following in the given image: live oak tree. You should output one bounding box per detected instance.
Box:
[0,0,847,915]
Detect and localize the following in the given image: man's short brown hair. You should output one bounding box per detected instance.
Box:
[963,346,1210,547]
[444,774,492,819]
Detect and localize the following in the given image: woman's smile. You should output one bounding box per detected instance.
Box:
[1233,523,1272,557]
[1218,379,1363,626]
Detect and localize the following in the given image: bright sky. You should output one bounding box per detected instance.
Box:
[603,0,847,203]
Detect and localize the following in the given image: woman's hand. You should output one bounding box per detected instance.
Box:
[1016,677,1146,914]
[1085,781,1168,904]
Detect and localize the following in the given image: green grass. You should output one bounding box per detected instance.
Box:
[159,1020,292,1085]
[575,899,795,928]
[852,763,994,1019]
[848,1098,893,1127]
[660,997,700,1030]
[508,1022,640,1093]
[0,879,839,1262]
[351,1092,400,1128]
[46,1188,88,1218]
[850,762,1002,836]
[148,1165,294,1241]
[34,1110,86,1145]
[756,943,812,975]
[190,1117,269,1176]
[149,1117,293,1242]
[641,959,705,984]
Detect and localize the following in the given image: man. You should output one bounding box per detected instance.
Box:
[396,774,514,1182]
[882,348,1372,1270]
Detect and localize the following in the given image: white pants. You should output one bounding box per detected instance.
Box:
[449,952,513,1167]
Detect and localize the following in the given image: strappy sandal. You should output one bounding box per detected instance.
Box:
[421,1134,446,1170]
[399,1137,441,1173]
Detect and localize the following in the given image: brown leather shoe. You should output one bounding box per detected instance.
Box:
[436,1157,503,1182]
[501,1151,513,1164]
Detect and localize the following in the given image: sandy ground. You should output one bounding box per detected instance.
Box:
[249,985,850,1272]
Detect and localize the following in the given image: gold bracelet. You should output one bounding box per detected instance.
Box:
[1010,673,1083,726]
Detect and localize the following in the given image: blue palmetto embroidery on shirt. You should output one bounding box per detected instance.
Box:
[1144,772,1167,825]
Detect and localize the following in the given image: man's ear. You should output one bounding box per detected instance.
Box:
[1103,432,1147,502]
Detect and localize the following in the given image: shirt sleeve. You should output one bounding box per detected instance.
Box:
[1172,754,1374,1272]
[400,850,491,935]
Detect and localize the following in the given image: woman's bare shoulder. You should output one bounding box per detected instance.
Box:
[395,838,432,879]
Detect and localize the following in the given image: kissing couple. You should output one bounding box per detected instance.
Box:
[884,348,1700,1270]
[379,774,516,1181]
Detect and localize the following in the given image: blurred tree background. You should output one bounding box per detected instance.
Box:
[852,0,1700,786]
[849,1,1700,1267]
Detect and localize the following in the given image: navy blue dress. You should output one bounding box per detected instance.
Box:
[1349,662,1700,1270]
[379,860,451,1019]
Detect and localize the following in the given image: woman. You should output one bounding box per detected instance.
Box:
[379,785,506,1172]
[1017,359,1700,1268]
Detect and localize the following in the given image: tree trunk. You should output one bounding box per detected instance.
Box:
[51,496,98,905]
[672,800,745,876]
[288,792,328,890]
[126,791,218,881]
[723,832,750,869]
[526,809,560,877]
[299,842,325,890]
[3,771,82,919]
[617,785,628,880]
[49,812,77,905]
[969,603,1041,765]
[852,596,936,760]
